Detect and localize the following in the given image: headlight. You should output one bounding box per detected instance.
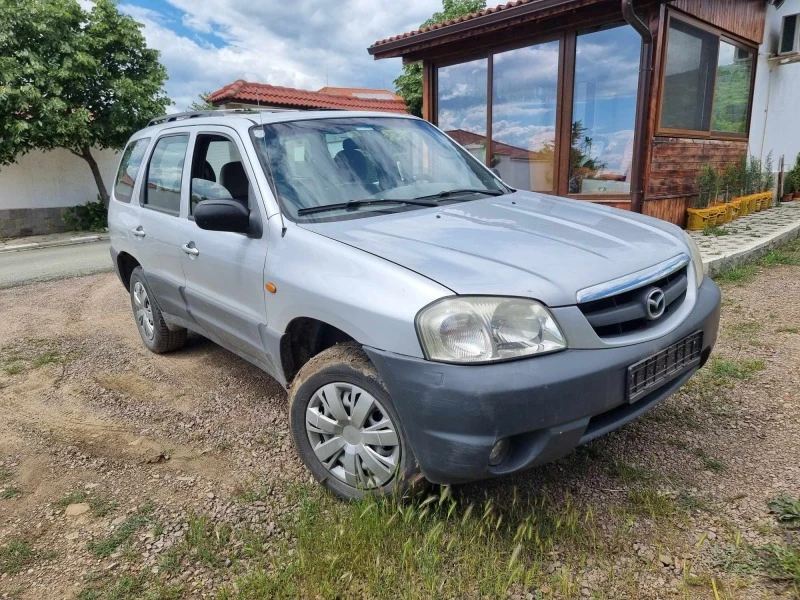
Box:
[416,297,566,363]
[683,232,705,288]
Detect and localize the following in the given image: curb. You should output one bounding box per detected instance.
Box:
[704,220,800,276]
[0,233,110,255]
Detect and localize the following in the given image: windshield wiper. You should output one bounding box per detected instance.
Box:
[437,188,506,198]
[297,198,438,216]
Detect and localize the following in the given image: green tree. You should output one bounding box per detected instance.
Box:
[188,92,217,111]
[0,0,171,206]
[393,0,486,117]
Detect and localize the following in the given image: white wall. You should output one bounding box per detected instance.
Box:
[0,147,119,210]
[750,0,800,169]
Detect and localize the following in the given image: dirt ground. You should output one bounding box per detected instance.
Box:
[0,264,799,599]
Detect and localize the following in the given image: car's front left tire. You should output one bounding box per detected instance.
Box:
[129,267,187,354]
[288,343,423,501]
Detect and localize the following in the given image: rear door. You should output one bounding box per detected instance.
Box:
[134,131,192,320]
[178,127,270,362]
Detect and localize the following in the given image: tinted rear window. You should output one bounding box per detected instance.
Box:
[114,138,150,203]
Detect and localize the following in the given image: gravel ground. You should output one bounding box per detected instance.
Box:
[0,268,798,599]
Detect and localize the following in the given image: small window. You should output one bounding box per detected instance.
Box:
[189,134,251,215]
[113,138,150,203]
[143,135,189,215]
[780,14,798,55]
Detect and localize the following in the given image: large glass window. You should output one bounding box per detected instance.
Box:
[437,58,488,163]
[143,135,189,215]
[569,26,640,194]
[491,40,560,192]
[660,17,754,136]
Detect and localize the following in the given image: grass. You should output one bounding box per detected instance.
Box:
[714,264,758,283]
[708,357,765,383]
[626,487,678,519]
[0,539,37,575]
[693,448,728,474]
[703,225,730,237]
[78,572,184,600]
[214,484,608,599]
[712,238,800,284]
[777,326,800,334]
[726,321,762,337]
[87,503,153,558]
[56,489,117,517]
[768,495,800,529]
[0,468,11,483]
[607,459,655,484]
[1,486,22,500]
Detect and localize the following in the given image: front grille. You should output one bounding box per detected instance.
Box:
[578,266,688,338]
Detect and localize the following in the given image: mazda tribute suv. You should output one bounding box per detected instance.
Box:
[108,110,721,500]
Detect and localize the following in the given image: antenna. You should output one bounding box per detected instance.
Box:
[256,87,287,238]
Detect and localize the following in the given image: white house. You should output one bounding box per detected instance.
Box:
[750,0,800,185]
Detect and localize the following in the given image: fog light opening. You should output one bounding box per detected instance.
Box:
[488,438,510,466]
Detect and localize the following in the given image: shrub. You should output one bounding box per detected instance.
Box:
[696,165,719,208]
[62,196,107,232]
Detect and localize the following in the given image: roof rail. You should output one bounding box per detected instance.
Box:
[146,108,298,127]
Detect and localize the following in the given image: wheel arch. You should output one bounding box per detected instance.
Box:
[116,251,141,292]
[280,317,359,385]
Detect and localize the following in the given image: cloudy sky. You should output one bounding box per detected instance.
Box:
[100,0,443,111]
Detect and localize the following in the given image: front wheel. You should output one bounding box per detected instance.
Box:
[288,344,422,501]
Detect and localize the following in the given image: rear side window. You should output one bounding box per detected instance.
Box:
[113,138,150,203]
[143,134,189,215]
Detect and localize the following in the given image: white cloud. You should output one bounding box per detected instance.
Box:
[117,0,441,111]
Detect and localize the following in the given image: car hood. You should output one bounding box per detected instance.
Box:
[299,191,689,307]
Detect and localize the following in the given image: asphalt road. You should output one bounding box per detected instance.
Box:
[0,242,113,289]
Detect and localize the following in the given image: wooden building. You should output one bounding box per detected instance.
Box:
[368,0,767,226]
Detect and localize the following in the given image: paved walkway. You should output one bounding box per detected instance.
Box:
[688,201,800,275]
[0,231,109,253]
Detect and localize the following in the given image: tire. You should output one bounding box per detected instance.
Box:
[129,267,187,354]
[289,344,424,501]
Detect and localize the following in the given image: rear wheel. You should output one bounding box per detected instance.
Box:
[289,344,422,500]
[129,267,187,353]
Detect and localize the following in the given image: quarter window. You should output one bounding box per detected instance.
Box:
[143,135,189,215]
[114,138,150,203]
[660,17,754,136]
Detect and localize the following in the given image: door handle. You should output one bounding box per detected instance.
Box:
[181,243,199,257]
[131,227,146,238]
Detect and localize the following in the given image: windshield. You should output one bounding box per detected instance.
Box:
[250,117,508,221]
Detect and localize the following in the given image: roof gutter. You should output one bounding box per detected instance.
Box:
[622,0,653,214]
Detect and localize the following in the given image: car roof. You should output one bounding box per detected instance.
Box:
[130,109,419,141]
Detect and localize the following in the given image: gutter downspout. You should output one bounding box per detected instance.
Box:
[622,0,654,214]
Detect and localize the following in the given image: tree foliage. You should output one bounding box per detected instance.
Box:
[189,92,217,112]
[0,0,171,205]
[393,0,486,117]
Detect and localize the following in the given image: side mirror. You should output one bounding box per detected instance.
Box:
[194,199,250,234]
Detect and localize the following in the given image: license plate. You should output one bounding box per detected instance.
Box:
[627,331,703,403]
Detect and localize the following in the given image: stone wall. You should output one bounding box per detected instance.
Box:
[0,207,70,238]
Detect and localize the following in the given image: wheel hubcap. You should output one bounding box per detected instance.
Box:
[132,281,155,341]
[305,382,401,489]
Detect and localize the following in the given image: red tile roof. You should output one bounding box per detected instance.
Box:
[371,0,535,48]
[207,80,408,114]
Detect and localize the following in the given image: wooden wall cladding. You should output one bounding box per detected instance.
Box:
[647,137,748,199]
[642,196,692,228]
[670,0,766,44]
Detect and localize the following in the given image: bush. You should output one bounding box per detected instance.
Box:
[62,196,107,232]
[696,165,719,208]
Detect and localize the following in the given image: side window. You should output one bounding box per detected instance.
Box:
[143,134,189,215]
[114,138,150,203]
[189,134,251,215]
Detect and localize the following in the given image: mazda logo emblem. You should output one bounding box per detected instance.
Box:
[645,288,666,320]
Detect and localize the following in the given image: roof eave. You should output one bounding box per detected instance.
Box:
[369,0,594,59]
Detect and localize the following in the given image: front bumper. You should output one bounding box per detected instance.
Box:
[364,277,721,485]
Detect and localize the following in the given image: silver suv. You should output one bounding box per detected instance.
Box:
[108,110,721,500]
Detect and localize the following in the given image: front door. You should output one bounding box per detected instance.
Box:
[178,128,270,363]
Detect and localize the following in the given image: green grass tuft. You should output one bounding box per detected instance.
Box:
[0,539,37,574]
[87,503,153,558]
[1,486,22,500]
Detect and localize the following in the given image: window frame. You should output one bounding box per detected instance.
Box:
[188,130,252,219]
[656,10,757,141]
[113,137,151,204]
[140,132,191,217]
[430,23,641,203]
